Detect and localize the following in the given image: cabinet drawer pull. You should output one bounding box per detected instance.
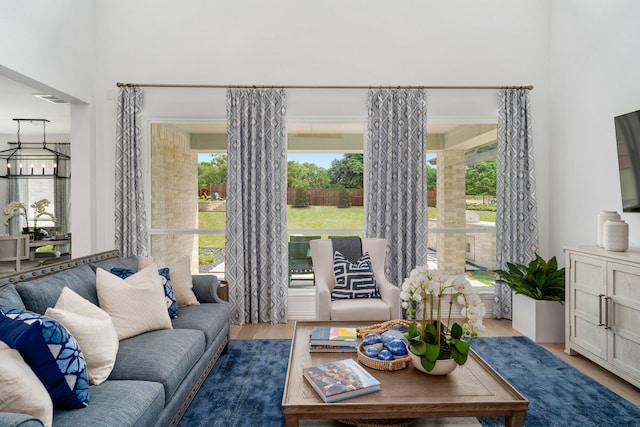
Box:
[604,296,611,329]
[598,294,605,327]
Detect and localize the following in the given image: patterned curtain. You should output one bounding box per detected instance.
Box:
[226,88,288,325]
[53,143,71,236]
[494,88,539,319]
[115,86,148,258]
[7,177,27,236]
[365,89,428,287]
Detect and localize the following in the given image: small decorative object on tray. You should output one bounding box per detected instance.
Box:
[356,320,412,371]
[303,358,381,403]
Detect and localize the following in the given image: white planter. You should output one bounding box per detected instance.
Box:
[512,292,565,343]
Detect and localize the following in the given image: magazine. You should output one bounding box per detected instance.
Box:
[302,358,381,403]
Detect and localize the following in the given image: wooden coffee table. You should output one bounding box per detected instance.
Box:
[282,321,528,427]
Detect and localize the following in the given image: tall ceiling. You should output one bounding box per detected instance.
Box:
[0,75,71,137]
[0,75,497,158]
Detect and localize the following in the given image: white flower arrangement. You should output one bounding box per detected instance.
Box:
[3,201,28,226]
[3,199,56,231]
[401,266,486,371]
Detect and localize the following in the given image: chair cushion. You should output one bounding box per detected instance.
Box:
[108,328,205,403]
[331,251,381,300]
[52,380,165,427]
[171,303,230,347]
[330,298,391,321]
[44,287,119,385]
[0,341,53,427]
[0,306,90,410]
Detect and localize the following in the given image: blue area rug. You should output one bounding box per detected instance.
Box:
[470,336,640,426]
[180,337,640,427]
[179,339,290,427]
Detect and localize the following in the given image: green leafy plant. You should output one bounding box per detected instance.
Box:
[293,188,309,208]
[337,187,351,208]
[493,254,565,303]
[401,267,485,372]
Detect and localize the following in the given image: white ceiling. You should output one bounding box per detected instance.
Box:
[0,74,487,141]
[0,75,71,137]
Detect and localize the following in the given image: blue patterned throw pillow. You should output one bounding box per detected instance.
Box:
[110,267,179,318]
[0,306,90,409]
[331,251,381,300]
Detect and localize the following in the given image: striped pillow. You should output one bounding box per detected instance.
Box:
[331,251,381,300]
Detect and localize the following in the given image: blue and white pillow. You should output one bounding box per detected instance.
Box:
[331,251,381,300]
[0,306,90,409]
[110,267,179,319]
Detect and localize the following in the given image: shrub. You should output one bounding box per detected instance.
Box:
[294,188,309,208]
[466,204,496,212]
[337,188,351,208]
[198,253,215,265]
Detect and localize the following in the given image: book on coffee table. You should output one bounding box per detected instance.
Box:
[302,358,381,403]
[308,344,357,353]
[309,326,358,347]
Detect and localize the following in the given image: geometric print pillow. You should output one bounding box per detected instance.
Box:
[110,267,179,319]
[0,306,90,410]
[331,251,381,300]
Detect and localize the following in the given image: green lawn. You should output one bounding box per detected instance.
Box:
[199,206,496,249]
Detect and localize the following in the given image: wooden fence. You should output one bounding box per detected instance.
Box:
[200,185,436,207]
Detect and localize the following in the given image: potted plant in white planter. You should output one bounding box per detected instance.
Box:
[494,254,565,343]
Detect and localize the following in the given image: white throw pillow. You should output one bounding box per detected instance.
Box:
[96,266,173,340]
[139,255,199,307]
[45,287,119,385]
[0,341,53,427]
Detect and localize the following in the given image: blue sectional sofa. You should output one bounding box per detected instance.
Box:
[0,250,230,427]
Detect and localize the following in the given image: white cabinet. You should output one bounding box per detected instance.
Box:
[565,246,640,388]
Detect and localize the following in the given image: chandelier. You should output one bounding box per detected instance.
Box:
[0,118,70,179]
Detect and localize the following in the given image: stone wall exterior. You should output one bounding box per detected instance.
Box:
[149,124,198,269]
[436,150,466,274]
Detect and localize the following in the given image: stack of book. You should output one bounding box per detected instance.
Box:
[309,326,358,353]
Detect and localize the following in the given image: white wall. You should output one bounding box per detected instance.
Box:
[92,0,551,256]
[0,0,555,257]
[549,1,640,258]
[0,0,94,102]
[0,0,96,254]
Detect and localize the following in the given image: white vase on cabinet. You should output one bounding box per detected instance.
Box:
[597,211,620,247]
[603,219,629,252]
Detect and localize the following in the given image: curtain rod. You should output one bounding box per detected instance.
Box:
[115,82,533,90]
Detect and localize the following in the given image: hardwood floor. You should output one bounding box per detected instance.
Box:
[231,318,640,407]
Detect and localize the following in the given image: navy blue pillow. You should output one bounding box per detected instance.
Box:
[331,251,381,300]
[110,267,179,319]
[0,306,90,409]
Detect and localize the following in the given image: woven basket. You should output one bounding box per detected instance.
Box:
[356,320,413,371]
[356,319,413,338]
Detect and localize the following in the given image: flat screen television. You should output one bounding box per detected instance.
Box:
[614,109,640,212]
